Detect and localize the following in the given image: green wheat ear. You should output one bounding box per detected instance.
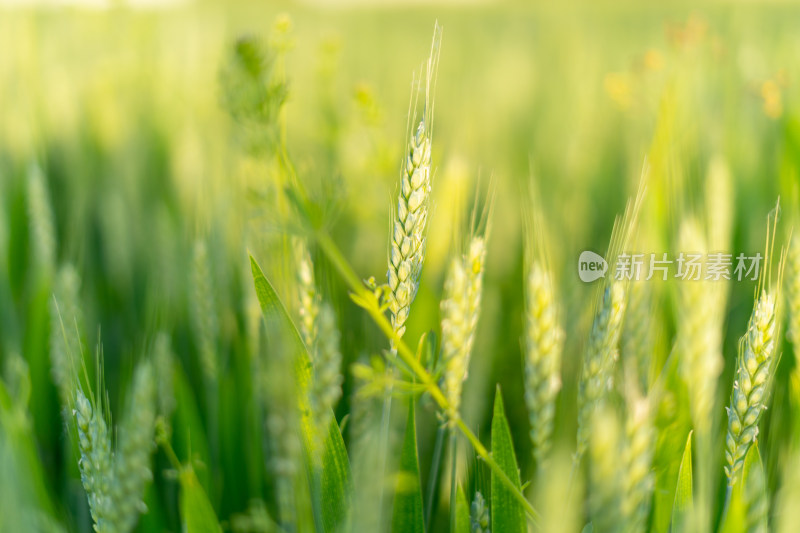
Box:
[440,236,486,419]
[724,290,779,484]
[75,358,157,533]
[724,205,784,486]
[524,262,563,468]
[387,23,441,346]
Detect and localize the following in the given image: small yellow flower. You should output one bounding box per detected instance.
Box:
[761,80,782,119]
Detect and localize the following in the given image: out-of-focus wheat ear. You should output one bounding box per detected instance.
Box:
[386,23,442,346]
[775,453,800,533]
[621,277,658,392]
[676,217,724,436]
[292,237,320,353]
[621,390,655,531]
[51,265,84,410]
[112,359,158,533]
[310,302,343,435]
[74,389,114,533]
[190,239,219,381]
[588,406,624,531]
[576,280,626,460]
[785,234,800,348]
[576,166,647,462]
[470,491,490,533]
[153,333,176,434]
[724,203,785,486]
[26,163,56,277]
[705,156,734,254]
[524,262,563,469]
[440,235,486,420]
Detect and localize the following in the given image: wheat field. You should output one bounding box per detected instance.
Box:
[1,1,800,532]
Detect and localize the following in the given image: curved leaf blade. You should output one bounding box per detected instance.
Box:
[671,430,693,531]
[491,385,526,533]
[391,400,424,533]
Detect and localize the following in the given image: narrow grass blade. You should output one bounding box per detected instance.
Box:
[391,400,424,533]
[319,414,352,532]
[491,385,526,533]
[179,465,223,533]
[250,255,352,530]
[455,486,470,533]
[172,361,212,492]
[671,430,693,531]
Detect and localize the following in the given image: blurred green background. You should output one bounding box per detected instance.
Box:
[1,0,799,531]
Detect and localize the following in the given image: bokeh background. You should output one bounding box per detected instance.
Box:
[1,0,799,531]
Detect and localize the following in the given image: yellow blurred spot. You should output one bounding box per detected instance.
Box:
[644,49,664,72]
[761,80,782,119]
[604,72,632,109]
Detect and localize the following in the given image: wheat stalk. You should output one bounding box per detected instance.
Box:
[440,236,486,419]
[524,262,563,467]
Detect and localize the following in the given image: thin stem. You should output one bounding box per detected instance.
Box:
[426,423,447,531]
[721,484,733,525]
[315,230,541,525]
[449,428,457,533]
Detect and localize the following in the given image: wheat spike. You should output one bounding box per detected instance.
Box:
[387,24,441,343]
[27,163,56,276]
[190,239,219,380]
[293,237,320,352]
[50,265,83,409]
[785,235,800,347]
[724,290,779,484]
[310,302,343,434]
[524,262,563,467]
[111,360,157,533]
[576,281,626,459]
[470,491,490,533]
[75,391,114,533]
[621,395,655,532]
[676,218,724,435]
[440,236,486,419]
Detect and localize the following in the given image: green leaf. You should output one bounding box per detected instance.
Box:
[671,430,693,531]
[179,465,222,533]
[249,255,352,531]
[742,442,768,533]
[318,413,352,532]
[454,486,470,533]
[392,401,424,533]
[172,361,212,493]
[491,385,526,533]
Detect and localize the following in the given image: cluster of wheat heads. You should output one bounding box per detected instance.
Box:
[15,15,800,533]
